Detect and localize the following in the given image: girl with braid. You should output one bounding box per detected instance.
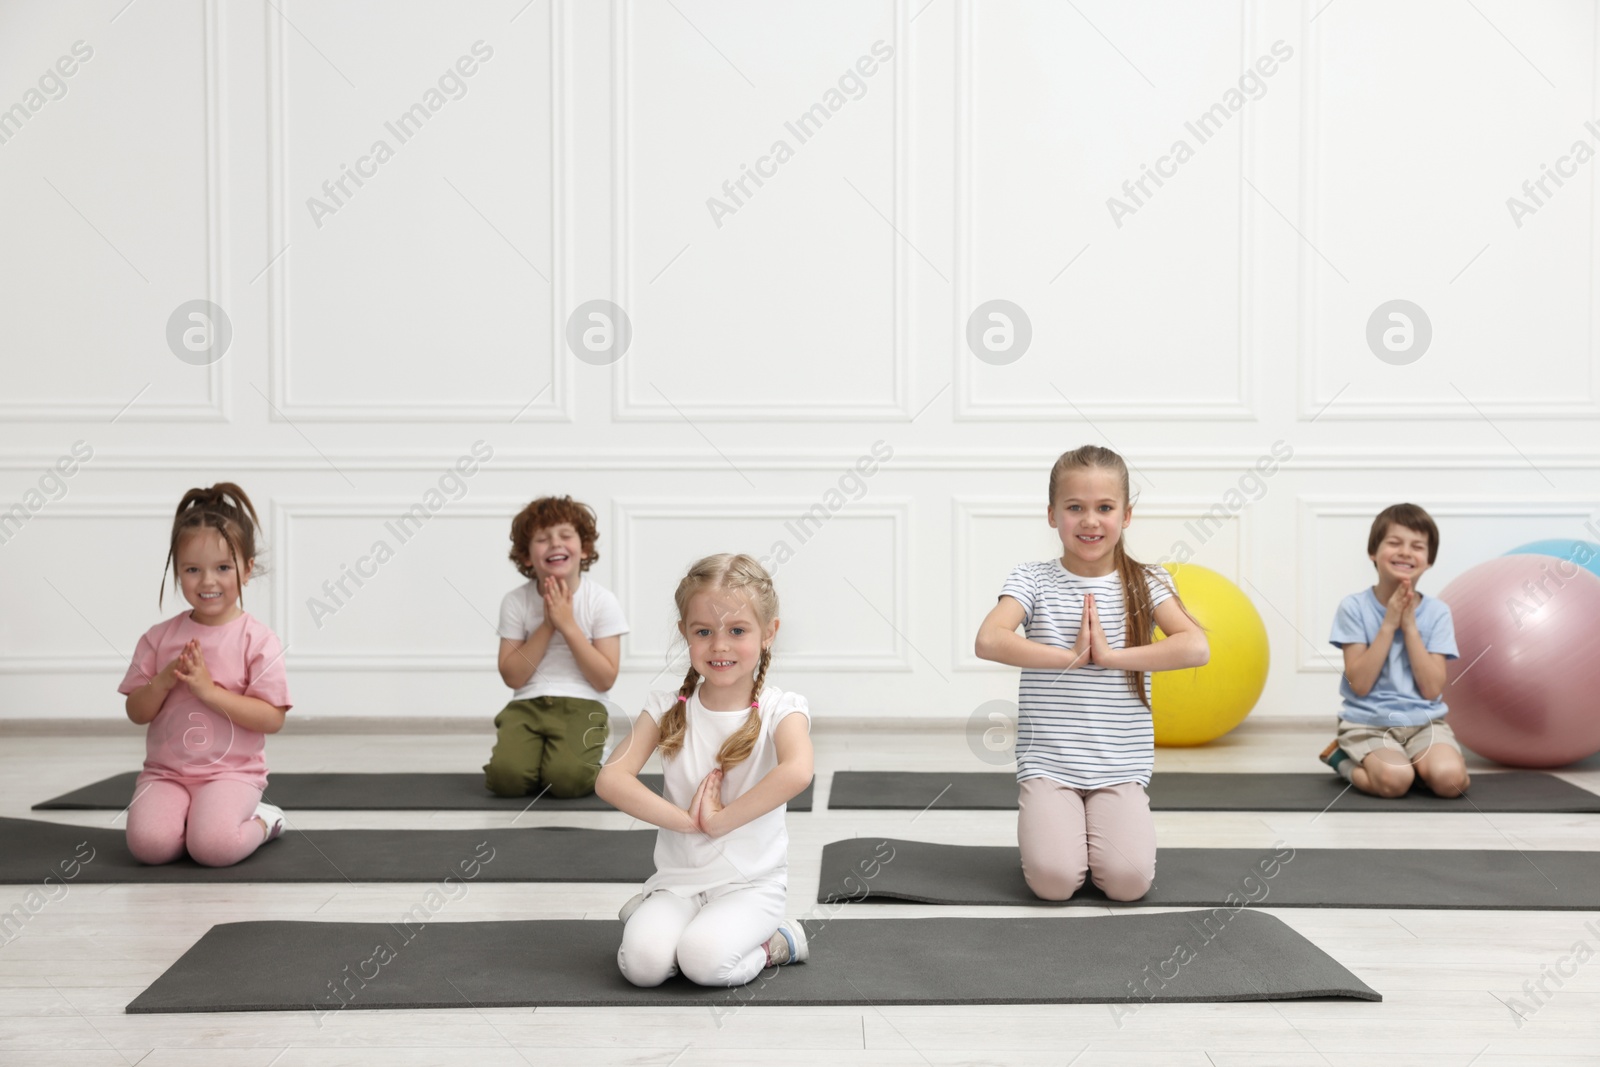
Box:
[118,483,292,867]
[597,553,813,987]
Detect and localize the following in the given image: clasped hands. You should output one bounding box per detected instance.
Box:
[686,767,729,837]
[1066,592,1118,670]
[1383,577,1420,633]
[540,575,576,634]
[159,640,219,701]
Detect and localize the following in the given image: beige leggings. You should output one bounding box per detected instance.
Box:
[1017,778,1156,902]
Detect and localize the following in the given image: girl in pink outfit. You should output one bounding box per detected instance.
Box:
[118,483,293,867]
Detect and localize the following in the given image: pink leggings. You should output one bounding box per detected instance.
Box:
[125,778,266,867]
[1017,778,1156,902]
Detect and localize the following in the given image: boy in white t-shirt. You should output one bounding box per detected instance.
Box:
[485,496,629,798]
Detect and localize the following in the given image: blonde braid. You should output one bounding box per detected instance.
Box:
[749,643,771,710]
[655,552,781,769]
[717,645,771,771]
[654,664,700,759]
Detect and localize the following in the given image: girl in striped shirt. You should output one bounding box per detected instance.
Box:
[975,445,1208,901]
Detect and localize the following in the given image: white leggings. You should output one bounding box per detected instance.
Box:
[617,881,786,987]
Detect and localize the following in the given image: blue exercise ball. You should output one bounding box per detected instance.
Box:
[1504,539,1600,582]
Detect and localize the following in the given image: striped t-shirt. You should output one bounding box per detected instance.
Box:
[1000,559,1175,789]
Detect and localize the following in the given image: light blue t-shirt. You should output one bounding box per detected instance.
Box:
[1329,586,1458,727]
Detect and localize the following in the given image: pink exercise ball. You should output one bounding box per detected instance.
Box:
[1439,555,1600,768]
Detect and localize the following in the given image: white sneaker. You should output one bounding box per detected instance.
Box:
[254,800,286,842]
[764,920,809,966]
[618,892,645,922]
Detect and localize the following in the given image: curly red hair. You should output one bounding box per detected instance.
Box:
[508,496,600,580]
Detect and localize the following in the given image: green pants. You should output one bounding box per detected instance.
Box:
[484,696,608,799]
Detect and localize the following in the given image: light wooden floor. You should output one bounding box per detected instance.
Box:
[3,720,1599,1067]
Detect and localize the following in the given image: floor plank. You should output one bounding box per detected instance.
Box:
[3,722,1599,1064]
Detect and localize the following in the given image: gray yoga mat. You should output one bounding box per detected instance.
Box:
[0,816,652,884]
[33,772,814,812]
[819,837,1600,910]
[125,911,1378,1013]
[825,770,1600,813]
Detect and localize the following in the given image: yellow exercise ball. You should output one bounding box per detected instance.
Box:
[1150,562,1269,746]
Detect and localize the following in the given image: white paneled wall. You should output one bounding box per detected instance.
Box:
[1,0,1596,725]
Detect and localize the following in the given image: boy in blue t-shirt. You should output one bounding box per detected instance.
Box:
[1318,503,1470,798]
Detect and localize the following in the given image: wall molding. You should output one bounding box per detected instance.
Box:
[263,0,571,422]
[13,446,1600,472]
[1294,494,1600,673]
[272,497,540,670]
[2,0,229,424]
[609,0,914,421]
[0,502,186,673]
[1296,3,1600,420]
[612,497,912,672]
[952,0,1256,421]
[950,495,1252,670]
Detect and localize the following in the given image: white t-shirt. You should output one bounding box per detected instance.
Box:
[1000,559,1175,789]
[497,577,629,702]
[641,683,810,898]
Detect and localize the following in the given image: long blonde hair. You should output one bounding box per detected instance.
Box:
[654,553,779,771]
[1050,445,1195,709]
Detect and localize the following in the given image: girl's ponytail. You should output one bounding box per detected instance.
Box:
[160,482,263,609]
[1111,538,1161,709]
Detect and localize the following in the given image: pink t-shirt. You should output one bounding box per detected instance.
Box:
[117,610,292,789]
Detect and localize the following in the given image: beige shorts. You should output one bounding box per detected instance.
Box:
[1336,717,1460,764]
